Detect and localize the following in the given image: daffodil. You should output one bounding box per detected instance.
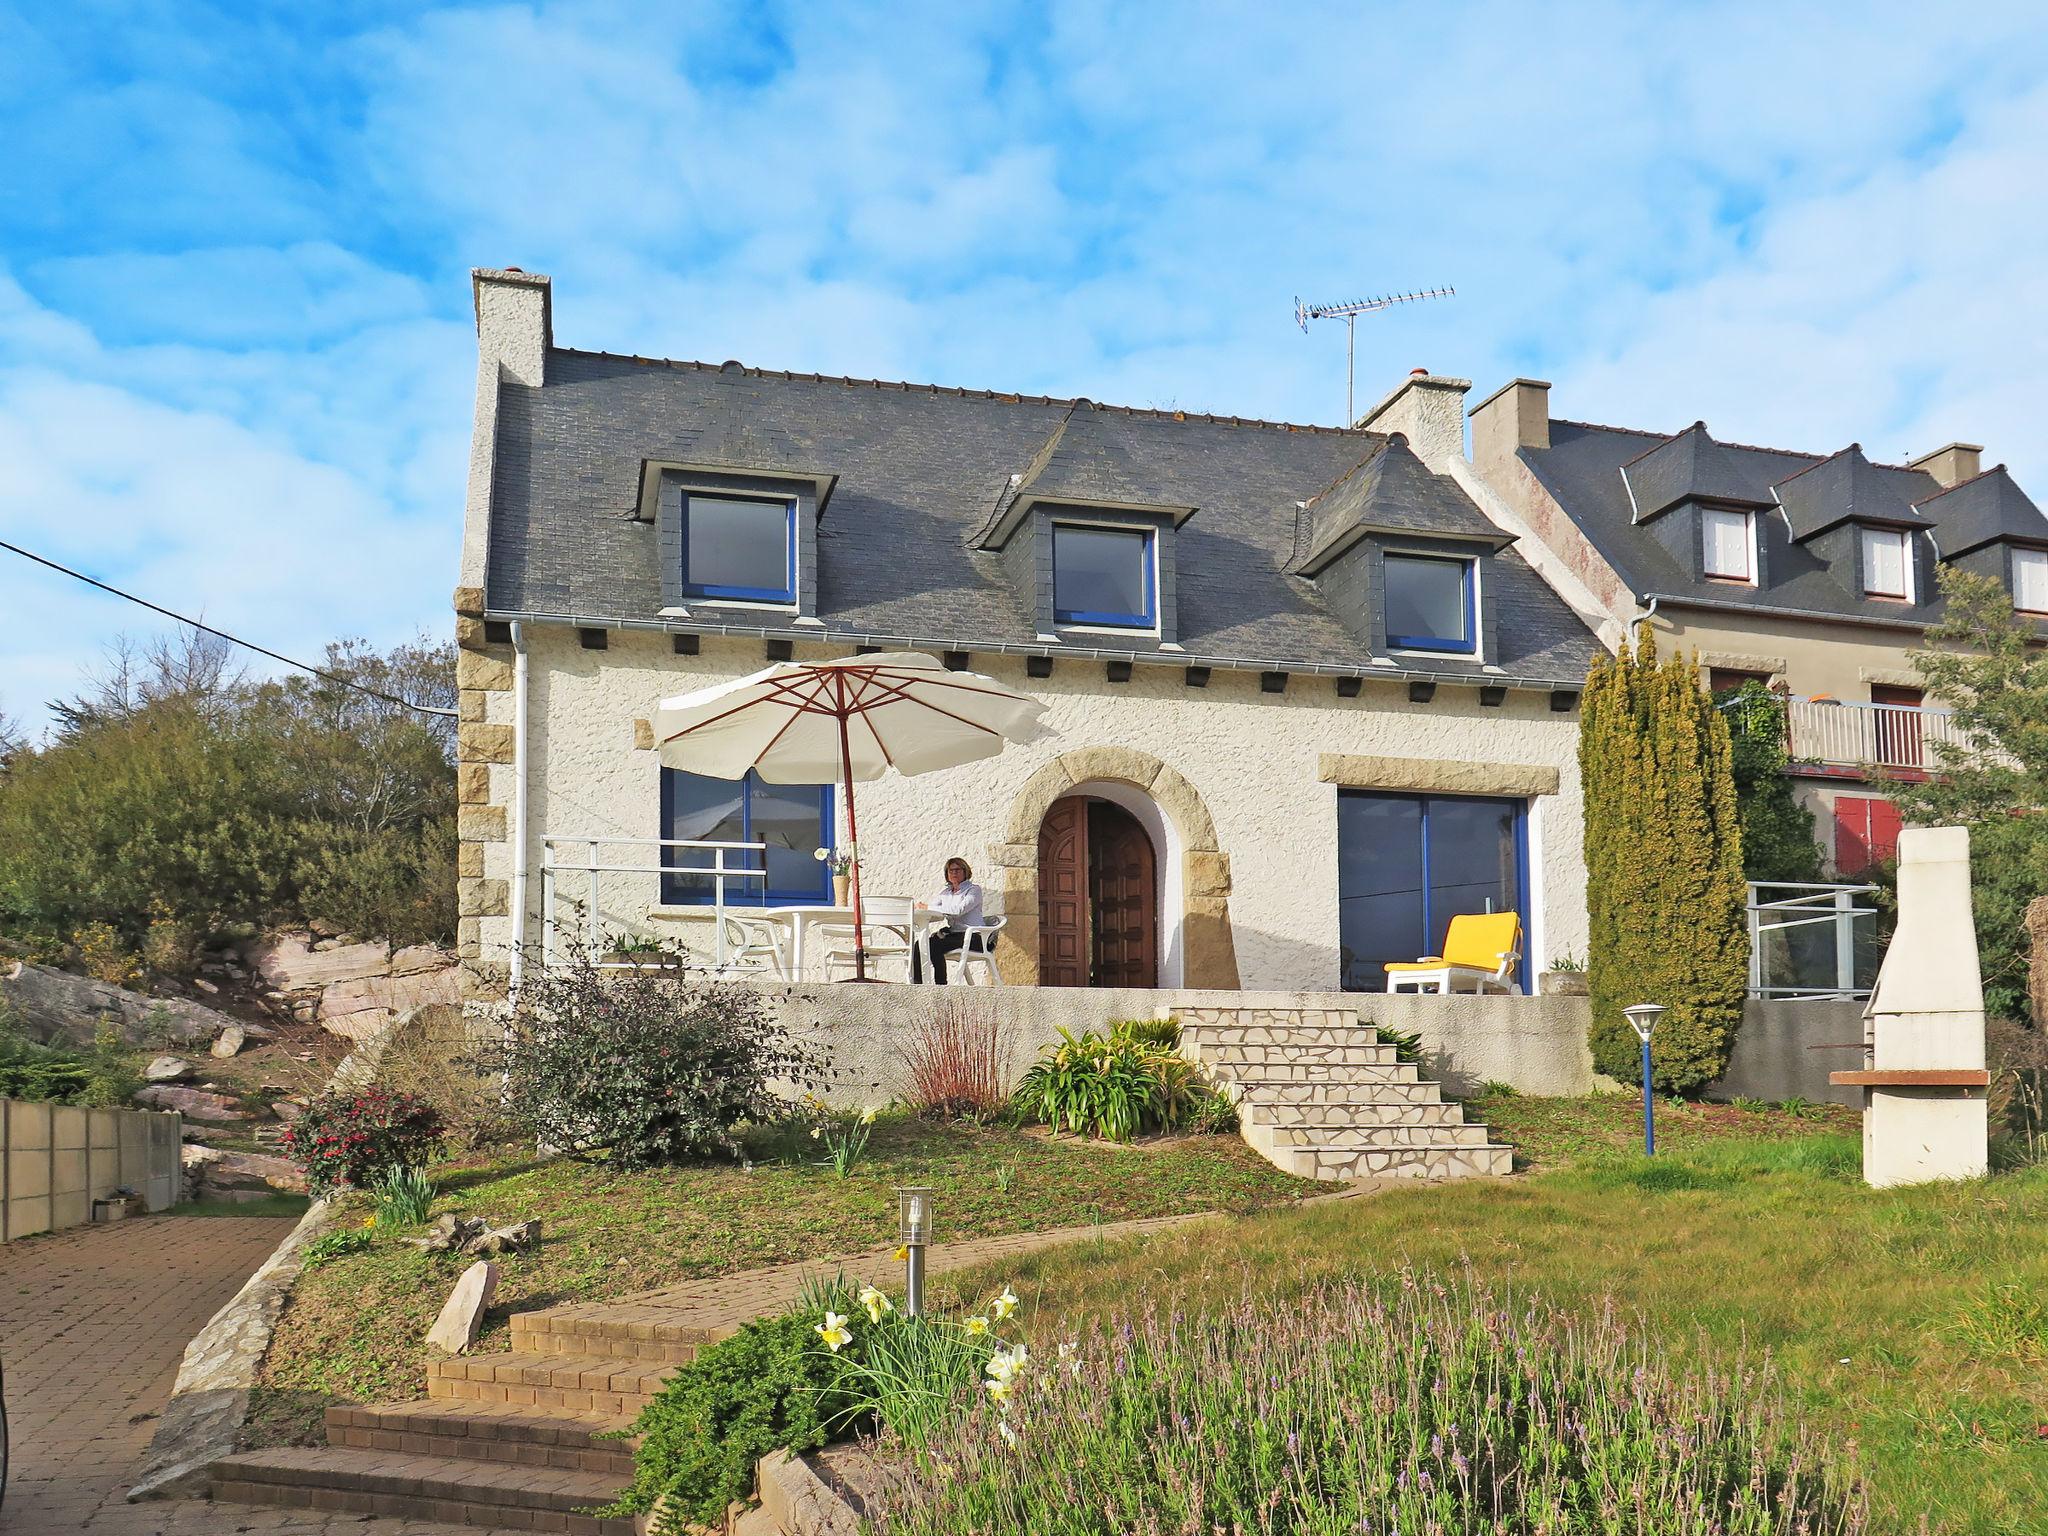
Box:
[810,1125,823,1140]
[860,1106,879,1125]
[857,1284,894,1324]
[984,1376,1012,1403]
[890,1243,909,1263]
[991,1286,1019,1322]
[964,1314,990,1337]
[997,1419,1018,1446]
[984,1344,1028,1384]
[815,1311,853,1352]
[1057,1341,1081,1375]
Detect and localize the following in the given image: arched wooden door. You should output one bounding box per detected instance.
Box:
[1037,796,1158,988]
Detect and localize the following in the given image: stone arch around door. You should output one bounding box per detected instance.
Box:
[989,747,1238,989]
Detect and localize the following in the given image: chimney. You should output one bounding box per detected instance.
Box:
[1354,371,1471,472]
[471,267,553,388]
[1470,378,1551,467]
[1906,442,1983,489]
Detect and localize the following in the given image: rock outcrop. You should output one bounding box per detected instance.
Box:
[0,963,238,1049]
[248,933,462,1042]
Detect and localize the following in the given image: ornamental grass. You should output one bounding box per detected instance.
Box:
[864,1271,1866,1536]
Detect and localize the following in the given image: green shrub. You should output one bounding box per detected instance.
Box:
[0,1018,140,1106]
[1012,1024,1228,1142]
[614,1300,869,1526]
[469,952,826,1167]
[865,1275,1867,1535]
[281,1087,444,1197]
[300,1227,373,1271]
[1580,625,1749,1092]
[1719,681,1823,882]
[1377,1024,1425,1065]
[370,1165,437,1227]
[1109,1016,1180,1049]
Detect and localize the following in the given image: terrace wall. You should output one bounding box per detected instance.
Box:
[747,984,1863,1108]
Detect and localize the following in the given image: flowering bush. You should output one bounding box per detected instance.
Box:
[864,1274,1869,1535]
[280,1086,444,1197]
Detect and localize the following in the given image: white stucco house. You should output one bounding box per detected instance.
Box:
[450,269,1609,999]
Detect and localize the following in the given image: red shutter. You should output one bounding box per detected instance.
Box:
[1834,795,1902,875]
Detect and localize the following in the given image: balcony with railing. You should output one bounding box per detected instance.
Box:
[1780,698,1964,774]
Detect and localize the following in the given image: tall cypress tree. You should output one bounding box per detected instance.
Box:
[1580,625,1750,1091]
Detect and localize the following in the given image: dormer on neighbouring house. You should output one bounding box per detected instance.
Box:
[1619,422,1776,587]
[1288,434,1515,663]
[1914,464,2048,618]
[1770,444,1934,606]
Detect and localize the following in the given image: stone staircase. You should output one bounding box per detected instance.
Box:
[207,1302,713,1533]
[1179,1005,1512,1180]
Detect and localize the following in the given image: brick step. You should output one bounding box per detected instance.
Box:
[1179,1021,1380,1047]
[1285,1142,1514,1181]
[1195,1041,1400,1068]
[512,1304,715,1366]
[210,1444,635,1534]
[428,1351,675,1419]
[1237,1098,1466,1128]
[1258,1120,1495,1150]
[1231,1077,1441,1104]
[326,1400,636,1478]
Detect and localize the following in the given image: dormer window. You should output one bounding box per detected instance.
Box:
[1700,507,1754,582]
[680,492,797,604]
[2015,548,2048,615]
[1052,522,1156,629]
[1384,553,1476,654]
[1859,525,1913,601]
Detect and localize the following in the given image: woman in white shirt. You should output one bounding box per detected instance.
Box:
[917,856,989,984]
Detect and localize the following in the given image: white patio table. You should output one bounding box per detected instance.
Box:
[763,903,947,983]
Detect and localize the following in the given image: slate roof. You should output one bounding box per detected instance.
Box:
[1291,435,1507,574]
[1916,465,2048,557]
[1520,416,2048,624]
[486,349,1605,682]
[1773,444,1932,540]
[1621,421,1775,520]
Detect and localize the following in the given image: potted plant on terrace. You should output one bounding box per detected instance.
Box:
[816,845,857,907]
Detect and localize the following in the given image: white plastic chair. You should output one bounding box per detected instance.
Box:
[720,912,791,980]
[818,897,917,982]
[950,917,1007,986]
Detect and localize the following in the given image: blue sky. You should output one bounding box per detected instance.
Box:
[5,2,2048,734]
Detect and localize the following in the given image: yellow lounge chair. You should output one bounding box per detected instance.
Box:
[1383,912,1522,994]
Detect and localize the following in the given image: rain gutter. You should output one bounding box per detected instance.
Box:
[480,608,1589,696]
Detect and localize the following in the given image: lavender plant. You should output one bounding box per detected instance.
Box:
[865,1273,1867,1535]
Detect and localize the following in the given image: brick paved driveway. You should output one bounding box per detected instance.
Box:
[0,1214,503,1534]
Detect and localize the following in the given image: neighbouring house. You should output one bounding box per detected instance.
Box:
[1468,378,2048,879]
[450,270,1608,999]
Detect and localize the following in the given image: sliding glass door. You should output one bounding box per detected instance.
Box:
[1337,791,1527,991]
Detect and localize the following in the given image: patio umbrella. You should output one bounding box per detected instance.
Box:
[652,652,1051,978]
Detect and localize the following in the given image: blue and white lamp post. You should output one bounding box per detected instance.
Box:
[1623,1004,1667,1156]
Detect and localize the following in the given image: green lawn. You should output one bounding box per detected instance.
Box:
[1467,1085,1859,1169]
[955,1132,2048,1536]
[250,1116,1312,1445]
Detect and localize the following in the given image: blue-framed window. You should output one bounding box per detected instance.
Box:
[660,768,833,906]
[680,492,797,603]
[1336,790,1529,993]
[1053,524,1156,628]
[1384,553,1475,653]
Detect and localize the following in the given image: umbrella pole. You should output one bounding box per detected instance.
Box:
[835,678,867,981]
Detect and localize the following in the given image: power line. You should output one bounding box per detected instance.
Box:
[0,536,458,719]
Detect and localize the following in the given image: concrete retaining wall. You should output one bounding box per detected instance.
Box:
[0,1098,184,1241]
[745,983,1864,1107]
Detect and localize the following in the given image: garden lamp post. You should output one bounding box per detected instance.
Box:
[1623,1004,1667,1156]
[896,1186,934,1317]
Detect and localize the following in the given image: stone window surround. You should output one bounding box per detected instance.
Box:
[1316,753,1560,799]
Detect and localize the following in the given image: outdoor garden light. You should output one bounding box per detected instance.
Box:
[1623,1004,1667,1156]
[896,1186,934,1316]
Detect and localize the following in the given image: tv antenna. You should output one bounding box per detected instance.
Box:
[1294,287,1455,424]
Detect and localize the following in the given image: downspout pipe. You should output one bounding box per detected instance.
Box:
[507,621,531,997]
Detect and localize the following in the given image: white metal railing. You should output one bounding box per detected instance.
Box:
[539,836,768,973]
[1748,880,1880,1000]
[1782,699,1965,772]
